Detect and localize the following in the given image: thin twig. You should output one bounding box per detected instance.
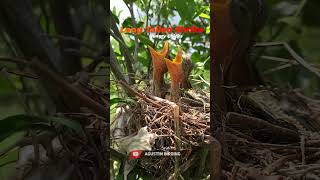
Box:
[110,16,135,84]
[301,135,306,165]
[43,34,99,52]
[263,63,293,75]
[126,2,139,66]
[255,42,320,79]
[118,80,161,108]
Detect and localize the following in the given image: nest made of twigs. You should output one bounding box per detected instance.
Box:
[125,91,210,151]
[111,83,210,177]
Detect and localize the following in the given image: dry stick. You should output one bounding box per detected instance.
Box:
[0,56,29,64]
[29,60,106,117]
[118,80,162,108]
[110,47,129,85]
[280,165,320,176]
[260,55,320,74]
[299,140,320,146]
[301,135,306,165]
[244,142,320,152]
[31,132,40,168]
[0,56,106,116]
[169,153,197,180]
[4,69,39,79]
[42,34,100,52]
[84,129,105,178]
[283,42,320,78]
[261,55,293,63]
[263,154,298,174]
[230,166,239,180]
[110,16,135,84]
[226,112,299,141]
[260,55,320,67]
[226,126,259,143]
[126,2,139,65]
[210,136,222,180]
[173,104,181,180]
[263,63,293,75]
[180,97,204,107]
[255,42,320,79]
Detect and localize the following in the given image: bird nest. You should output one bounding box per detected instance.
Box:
[128,92,210,150]
[216,87,320,179]
[111,81,210,177]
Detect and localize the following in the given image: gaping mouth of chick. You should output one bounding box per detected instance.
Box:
[148,41,168,59]
[165,48,185,101]
[148,42,169,97]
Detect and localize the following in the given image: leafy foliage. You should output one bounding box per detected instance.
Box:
[0,0,107,179]
[257,0,320,95]
[110,0,210,179]
[110,0,210,101]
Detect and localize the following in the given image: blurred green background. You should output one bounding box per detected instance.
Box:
[256,0,320,96]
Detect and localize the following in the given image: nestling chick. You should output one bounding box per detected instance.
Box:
[148,42,169,98]
[165,48,193,102]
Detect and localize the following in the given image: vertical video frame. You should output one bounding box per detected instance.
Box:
[110,0,211,179]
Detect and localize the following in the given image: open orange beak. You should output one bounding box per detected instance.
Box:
[164,48,185,102]
[148,41,169,97]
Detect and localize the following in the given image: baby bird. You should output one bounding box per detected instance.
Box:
[165,48,193,102]
[148,42,169,98]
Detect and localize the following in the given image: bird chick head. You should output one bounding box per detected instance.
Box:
[164,48,193,101]
[165,48,193,88]
[148,41,169,76]
[148,41,169,97]
[164,48,184,85]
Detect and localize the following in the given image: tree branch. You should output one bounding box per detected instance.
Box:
[126,2,139,65]
[110,47,129,84]
[110,15,135,84]
[255,42,320,79]
[0,56,106,117]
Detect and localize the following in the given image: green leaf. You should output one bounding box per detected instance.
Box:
[110,97,136,106]
[112,12,120,25]
[136,21,144,28]
[49,117,85,136]
[174,0,195,22]
[138,35,153,47]
[0,115,85,142]
[278,17,301,29]
[199,13,210,19]
[123,0,137,4]
[0,145,19,166]
[0,76,13,96]
[0,131,25,156]
[193,45,207,52]
[206,26,210,34]
[110,97,123,106]
[297,27,320,62]
[204,5,210,12]
[191,53,201,62]
[0,115,50,141]
[122,17,133,28]
[0,149,18,179]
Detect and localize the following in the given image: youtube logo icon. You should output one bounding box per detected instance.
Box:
[129,150,143,159]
